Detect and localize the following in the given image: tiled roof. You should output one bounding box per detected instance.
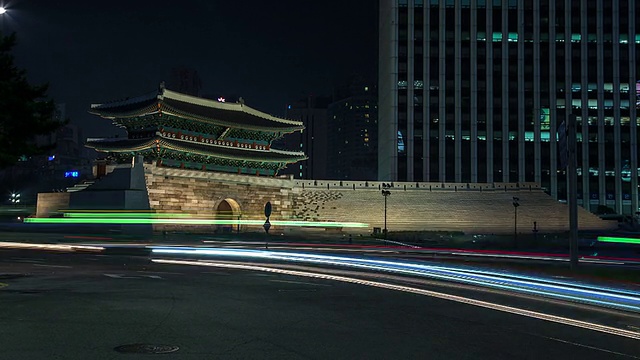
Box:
[86,136,306,163]
[89,87,304,133]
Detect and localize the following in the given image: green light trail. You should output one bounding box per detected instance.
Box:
[597,236,640,245]
[25,217,368,228]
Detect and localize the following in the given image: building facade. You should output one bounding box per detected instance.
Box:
[327,84,378,180]
[280,96,330,179]
[379,0,640,215]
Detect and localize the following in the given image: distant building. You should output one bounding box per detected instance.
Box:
[327,83,377,180]
[379,0,640,215]
[280,96,331,179]
[168,67,203,97]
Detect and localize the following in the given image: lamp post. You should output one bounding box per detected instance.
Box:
[512,197,520,248]
[381,183,391,239]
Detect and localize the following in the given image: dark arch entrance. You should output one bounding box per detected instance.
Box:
[215,198,241,233]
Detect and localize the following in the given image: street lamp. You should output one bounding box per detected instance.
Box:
[0,7,7,15]
[10,193,20,207]
[381,183,392,239]
[512,197,520,248]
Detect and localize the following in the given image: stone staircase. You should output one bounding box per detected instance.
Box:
[65,180,96,193]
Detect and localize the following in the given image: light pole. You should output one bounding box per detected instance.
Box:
[512,197,520,248]
[381,183,391,239]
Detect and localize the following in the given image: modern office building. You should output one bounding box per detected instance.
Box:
[327,83,378,180]
[379,0,640,215]
[281,95,331,179]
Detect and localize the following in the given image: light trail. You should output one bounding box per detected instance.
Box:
[150,246,640,312]
[24,217,368,228]
[598,236,640,245]
[151,258,640,341]
[0,241,104,253]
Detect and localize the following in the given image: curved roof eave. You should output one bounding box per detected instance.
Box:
[86,136,306,163]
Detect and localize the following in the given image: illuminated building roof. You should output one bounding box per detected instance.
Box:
[90,85,304,133]
[86,135,306,164]
[88,83,306,176]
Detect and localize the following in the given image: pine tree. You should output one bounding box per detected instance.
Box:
[0,32,65,168]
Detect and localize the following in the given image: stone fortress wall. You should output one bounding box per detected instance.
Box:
[144,165,615,234]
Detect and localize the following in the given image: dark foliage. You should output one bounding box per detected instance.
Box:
[0,32,65,168]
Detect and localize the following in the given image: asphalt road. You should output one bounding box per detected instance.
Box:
[0,249,639,359]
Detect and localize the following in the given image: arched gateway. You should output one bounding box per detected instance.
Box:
[215,198,241,233]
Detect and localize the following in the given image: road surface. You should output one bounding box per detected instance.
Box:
[0,248,638,359]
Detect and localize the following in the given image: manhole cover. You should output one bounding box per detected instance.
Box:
[114,344,179,354]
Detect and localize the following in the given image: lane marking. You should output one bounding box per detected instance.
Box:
[0,283,7,289]
[542,335,640,359]
[137,271,183,275]
[11,259,44,263]
[270,279,331,287]
[201,271,231,275]
[104,273,162,279]
[33,264,72,269]
[152,258,640,341]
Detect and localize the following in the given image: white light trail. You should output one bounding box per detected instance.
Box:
[0,241,104,253]
[151,258,640,341]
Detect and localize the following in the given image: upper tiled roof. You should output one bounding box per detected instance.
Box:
[90,86,304,133]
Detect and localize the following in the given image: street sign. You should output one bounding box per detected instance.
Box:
[558,120,567,169]
[263,219,271,234]
[264,202,272,218]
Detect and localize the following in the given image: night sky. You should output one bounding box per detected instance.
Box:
[4,0,377,138]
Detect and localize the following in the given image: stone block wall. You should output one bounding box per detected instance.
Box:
[144,165,295,232]
[140,165,616,235]
[36,192,70,217]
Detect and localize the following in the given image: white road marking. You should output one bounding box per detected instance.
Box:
[543,335,640,359]
[137,271,183,275]
[270,279,331,287]
[103,273,162,279]
[33,264,72,268]
[202,271,231,275]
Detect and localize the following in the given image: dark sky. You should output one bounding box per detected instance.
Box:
[4,0,377,138]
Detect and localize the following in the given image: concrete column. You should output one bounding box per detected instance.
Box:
[612,0,622,213]
[533,0,541,184]
[454,0,462,182]
[629,0,638,214]
[423,4,431,181]
[581,0,591,208]
[470,0,479,182]
[597,0,606,205]
[517,0,525,182]
[486,1,494,183]
[501,0,509,183]
[565,0,573,200]
[407,2,415,182]
[439,0,447,182]
[549,3,558,199]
